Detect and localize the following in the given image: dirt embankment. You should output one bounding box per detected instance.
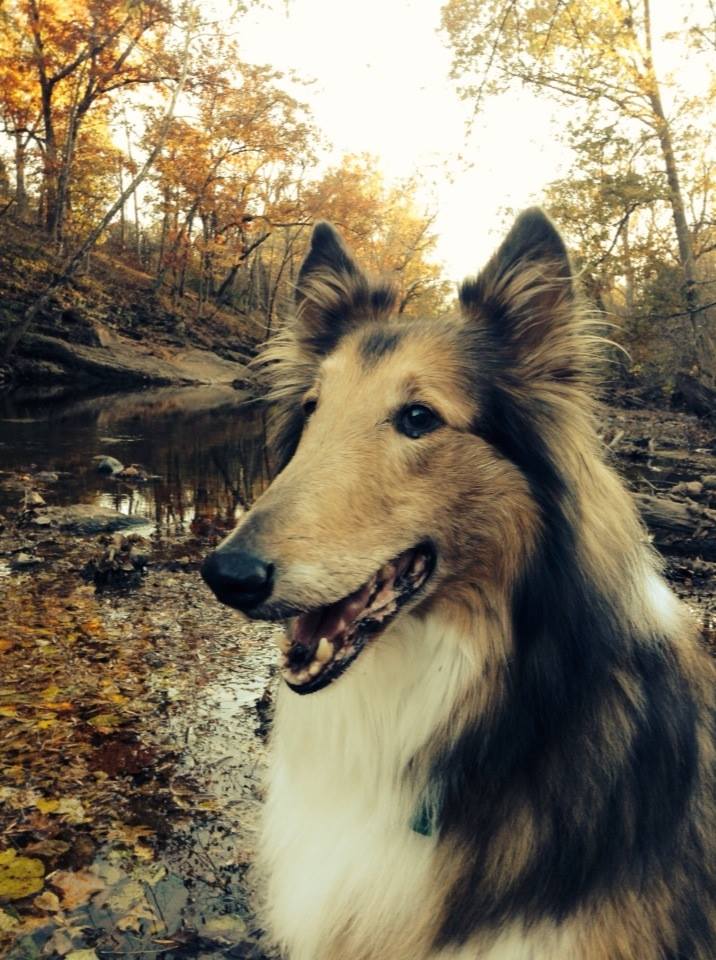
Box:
[0,222,263,391]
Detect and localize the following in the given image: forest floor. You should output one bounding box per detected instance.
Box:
[0,399,715,960]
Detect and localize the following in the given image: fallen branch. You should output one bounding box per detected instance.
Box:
[636,492,716,560]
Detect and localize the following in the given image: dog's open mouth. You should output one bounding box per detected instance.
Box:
[280,542,435,694]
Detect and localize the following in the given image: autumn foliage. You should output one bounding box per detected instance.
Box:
[0,0,448,346]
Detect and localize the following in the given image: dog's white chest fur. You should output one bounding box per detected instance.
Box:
[259,615,574,960]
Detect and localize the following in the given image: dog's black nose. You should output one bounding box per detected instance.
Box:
[201,549,274,613]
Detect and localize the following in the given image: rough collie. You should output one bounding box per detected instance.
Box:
[201,209,715,959]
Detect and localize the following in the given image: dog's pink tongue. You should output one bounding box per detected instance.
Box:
[290,581,374,650]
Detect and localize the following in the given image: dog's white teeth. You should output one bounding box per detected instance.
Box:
[412,555,427,576]
[316,637,333,663]
[308,661,323,678]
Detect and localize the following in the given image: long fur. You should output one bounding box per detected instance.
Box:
[236,211,715,959]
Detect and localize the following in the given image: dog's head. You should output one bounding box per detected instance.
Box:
[202,210,592,693]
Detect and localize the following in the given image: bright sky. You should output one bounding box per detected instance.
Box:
[234,0,710,283]
[237,0,567,281]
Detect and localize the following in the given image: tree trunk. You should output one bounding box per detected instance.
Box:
[642,0,712,375]
[621,215,635,319]
[2,24,194,359]
[14,132,29,220]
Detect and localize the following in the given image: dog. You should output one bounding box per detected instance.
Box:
[201,209,716,960]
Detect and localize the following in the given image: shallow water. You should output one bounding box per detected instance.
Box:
[0,384,270,534]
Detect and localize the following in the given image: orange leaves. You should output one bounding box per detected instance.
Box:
[50,869,105,911]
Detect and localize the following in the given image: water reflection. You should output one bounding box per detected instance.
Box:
[0,385,270,532]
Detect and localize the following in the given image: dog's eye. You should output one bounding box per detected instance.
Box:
[302,398,317,418]
[396,404,442,439]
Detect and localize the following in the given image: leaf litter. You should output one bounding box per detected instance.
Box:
[0,501,280,959]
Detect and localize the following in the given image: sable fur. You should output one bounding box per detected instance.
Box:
[227,211,716,959]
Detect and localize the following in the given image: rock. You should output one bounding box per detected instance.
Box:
[82,534,150,590]
[12,552,42,569]
[31,515,53,527]
[24,490,46,508]
[197,914,249,945]
[32,505,149,535]
[35,471,59,483]
[703,475,716,490]
[670,481,704,497]
[116,464,146,481]
[93,455,124,475]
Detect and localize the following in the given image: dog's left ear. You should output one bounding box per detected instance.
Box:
[294,222,396,355]
[460,208,579,377]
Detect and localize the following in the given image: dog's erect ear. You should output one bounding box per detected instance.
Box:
[297,222,359,290]
[460,208,580,379]
[294,222,396,355]
[257,223,397,474]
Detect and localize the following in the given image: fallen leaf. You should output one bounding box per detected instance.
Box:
[33,889,61,912]
[66,951,99,960]
[106,824,156,852]
[198,914,249,945]
[25,839,71,860]
[116,902,157,933]
[88,713,120,731]
[0,908,19,932]
[0,640,14,653]
[35,798,60,814]
[55,798,86,824]
[0,849,45,901]
[35,717,57,729]
[50,869,105,910]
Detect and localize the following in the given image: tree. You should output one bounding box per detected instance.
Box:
[148,52,317,308]
[442,0,716,376]
[1,8,195,359]
[2,0,176,240]
[302,155,452,319]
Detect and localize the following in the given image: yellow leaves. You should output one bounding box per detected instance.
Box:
[39,685,74,713]
[88,713,121,732]
[0,907,19,931]
[55,799,86,824]
[35,717,57,730]
[32,889,61,913]
[0,640,14,654]
[0,849,45,902]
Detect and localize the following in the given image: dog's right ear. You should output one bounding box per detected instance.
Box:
[294,222,396,355]
[257,223,396,474]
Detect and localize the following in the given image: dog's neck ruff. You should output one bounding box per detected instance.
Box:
[261,608,480,959]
